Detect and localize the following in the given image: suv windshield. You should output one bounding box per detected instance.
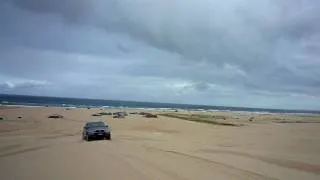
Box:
[86,122,106,128]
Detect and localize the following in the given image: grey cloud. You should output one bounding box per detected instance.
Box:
[7,0,319,66]
[1,0,320,109]
[116,43,132,53]
[5,0,319,61]
[0,1,141,58]
[4,0,90,22]
[193,82,211,92]
[0,80,52,90]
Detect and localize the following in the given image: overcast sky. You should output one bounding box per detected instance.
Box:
[0,0,320,110]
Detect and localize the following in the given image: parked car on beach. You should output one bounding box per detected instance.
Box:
[82,121,111,141]
[113,112,125,118]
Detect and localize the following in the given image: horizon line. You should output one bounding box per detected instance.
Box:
[1,93,320,112]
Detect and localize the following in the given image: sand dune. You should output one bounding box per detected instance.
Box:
[0,107,320,180]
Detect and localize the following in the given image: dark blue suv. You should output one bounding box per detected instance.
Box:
[82,121,111,141]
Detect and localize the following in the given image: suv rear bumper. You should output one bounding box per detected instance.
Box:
[88,133,111,139]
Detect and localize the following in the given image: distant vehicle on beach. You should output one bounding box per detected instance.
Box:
[113,112,127,118]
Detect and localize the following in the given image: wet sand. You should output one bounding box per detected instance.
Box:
[0,107,320,180]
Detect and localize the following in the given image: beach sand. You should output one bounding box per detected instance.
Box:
[0,107,320,180]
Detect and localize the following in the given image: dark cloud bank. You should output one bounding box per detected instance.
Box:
[0,0,320,109]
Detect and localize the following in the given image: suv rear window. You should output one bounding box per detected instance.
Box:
[86,122,106,127]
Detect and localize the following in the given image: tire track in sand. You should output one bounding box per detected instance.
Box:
[199,149,320,175]
[0,135,81,158]
[0,145,50,158]
[124,154,190,180]
[142,145,278,180]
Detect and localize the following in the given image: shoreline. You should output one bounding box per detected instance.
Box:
[2,94,320,115]
[1,107,320,127]
[1,104,320,117]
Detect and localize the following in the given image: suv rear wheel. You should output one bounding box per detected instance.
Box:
[105,134,111,140]
[85,133,91,141]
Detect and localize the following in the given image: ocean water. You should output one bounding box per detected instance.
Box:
[1,94,319,115]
